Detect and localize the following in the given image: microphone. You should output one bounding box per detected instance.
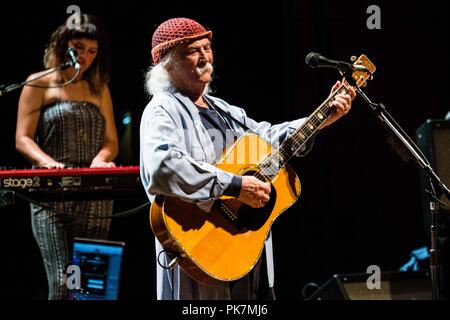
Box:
[305,52,369,73]
[65,48,80,70]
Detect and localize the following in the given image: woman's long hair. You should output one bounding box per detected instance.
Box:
[44,14,111,96]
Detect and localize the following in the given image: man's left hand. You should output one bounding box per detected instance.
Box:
[320,80,356,129]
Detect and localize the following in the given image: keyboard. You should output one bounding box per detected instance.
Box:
[0,166,145,201]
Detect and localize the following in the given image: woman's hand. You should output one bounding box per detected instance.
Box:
[90,159,116,168]
[39,160,65,169]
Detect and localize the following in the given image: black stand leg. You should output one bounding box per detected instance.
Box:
[430,200,440,300]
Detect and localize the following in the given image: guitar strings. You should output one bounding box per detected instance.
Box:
[258,82,351,178]
[223,82,352,214]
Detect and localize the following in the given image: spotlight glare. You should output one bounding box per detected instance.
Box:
[122,114,132,126]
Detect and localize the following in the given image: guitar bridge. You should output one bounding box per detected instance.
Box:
[216,200,238,222]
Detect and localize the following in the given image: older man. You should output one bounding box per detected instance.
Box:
[140,17,355,300]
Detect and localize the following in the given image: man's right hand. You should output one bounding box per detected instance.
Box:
[237,176,271,208]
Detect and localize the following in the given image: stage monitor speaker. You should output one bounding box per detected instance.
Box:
[416,119,450,230]
[309,270,431,300]
[416,119,450,300]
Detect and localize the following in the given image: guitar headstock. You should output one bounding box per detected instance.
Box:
[350,54,376,88]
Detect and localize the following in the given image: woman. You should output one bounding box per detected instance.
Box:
[15,14,118,300]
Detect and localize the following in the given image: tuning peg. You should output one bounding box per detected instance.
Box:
[361,82,367,88]
[350,55,357,62]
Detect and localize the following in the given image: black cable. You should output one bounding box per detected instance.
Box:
[1,65,81,95]
[171,267,175,300]
[302,282,320,300]
[3,189,150,219]
[157,250,179,270]
[25,65,80,88]
[157,250,178,300]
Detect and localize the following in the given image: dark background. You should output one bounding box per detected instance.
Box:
[0,0,448,300]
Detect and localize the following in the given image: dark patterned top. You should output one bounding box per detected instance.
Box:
[35,100,105,167]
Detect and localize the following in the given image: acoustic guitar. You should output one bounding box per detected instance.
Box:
[150,54,376,285]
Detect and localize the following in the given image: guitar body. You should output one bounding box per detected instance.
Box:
[150,133,301,284]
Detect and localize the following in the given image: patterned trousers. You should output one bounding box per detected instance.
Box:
[31,200,112,300]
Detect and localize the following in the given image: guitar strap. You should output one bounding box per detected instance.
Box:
[203,96,257,134]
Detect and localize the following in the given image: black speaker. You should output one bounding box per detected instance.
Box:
[416,119,450,227]
[309,271,431,300]
[417,119,450,299]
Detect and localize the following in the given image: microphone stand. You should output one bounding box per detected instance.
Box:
[340,68,450,300]
[0,61,79,97]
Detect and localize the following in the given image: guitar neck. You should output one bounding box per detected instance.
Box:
[258,80,352,179]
